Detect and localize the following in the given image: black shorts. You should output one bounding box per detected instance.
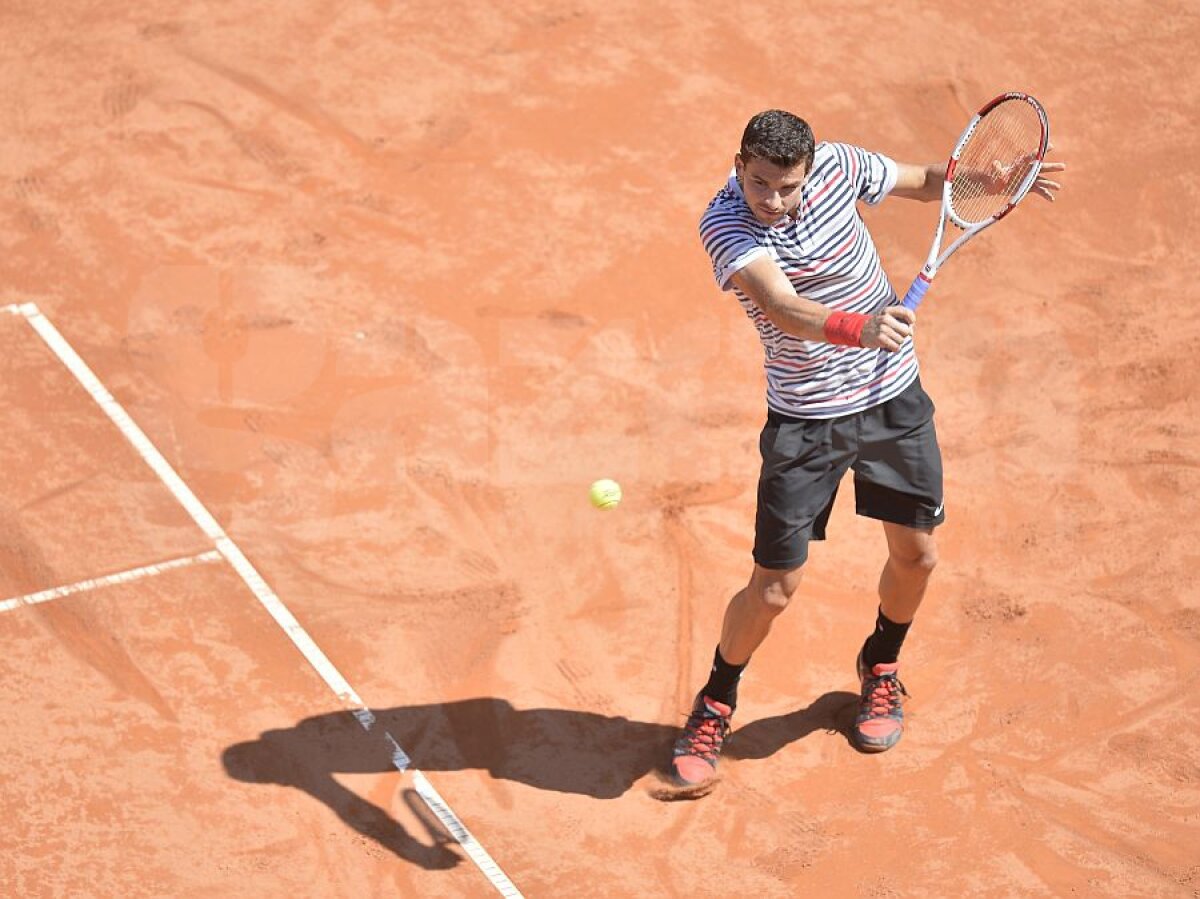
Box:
[754,377,945,570]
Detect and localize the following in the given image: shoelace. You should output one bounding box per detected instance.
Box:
[677,710,730,761]
[862,675,908,718]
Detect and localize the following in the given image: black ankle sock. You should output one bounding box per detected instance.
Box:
[700,646,747,709]
[861,607,912,668]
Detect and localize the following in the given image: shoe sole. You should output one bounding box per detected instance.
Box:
[651,773,722,801]
[851,734,900,753]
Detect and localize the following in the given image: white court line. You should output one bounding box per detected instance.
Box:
[0,550,222,613]
[11,302,524,898]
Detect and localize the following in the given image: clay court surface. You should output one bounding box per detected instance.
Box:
[2,1,1198,896]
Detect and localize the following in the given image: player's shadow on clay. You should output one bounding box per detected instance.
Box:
[221,692,857,868]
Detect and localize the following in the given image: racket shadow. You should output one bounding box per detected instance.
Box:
[221,698,678,868]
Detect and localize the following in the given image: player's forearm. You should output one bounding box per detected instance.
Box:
[731,262,831,341]
[759,293,837,342]
[731,258,877,343]
[762,295,911,352]
[891,162,947,202]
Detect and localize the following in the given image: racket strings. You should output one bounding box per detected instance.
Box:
[950,101,1044,225]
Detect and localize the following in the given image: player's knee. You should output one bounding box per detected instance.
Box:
[749,565,804,613]
[891,543,939,578]
[755,583,793,613]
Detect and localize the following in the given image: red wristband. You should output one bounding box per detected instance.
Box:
[823,311,869,347]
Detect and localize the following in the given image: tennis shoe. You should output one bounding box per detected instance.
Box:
[853,650,908,753]
[670,695,733,788]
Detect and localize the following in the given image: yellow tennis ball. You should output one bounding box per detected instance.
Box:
[589,478,622,510]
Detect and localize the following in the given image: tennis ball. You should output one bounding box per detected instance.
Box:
[589,478,622,510]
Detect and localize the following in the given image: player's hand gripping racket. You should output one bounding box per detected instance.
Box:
[902,92,1050,310]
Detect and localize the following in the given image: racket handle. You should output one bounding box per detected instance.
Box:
[901,273,932,311]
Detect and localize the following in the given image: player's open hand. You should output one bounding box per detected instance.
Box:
[861,306,915,352]
[972,148,1064,202]
[1031,144,1065,201]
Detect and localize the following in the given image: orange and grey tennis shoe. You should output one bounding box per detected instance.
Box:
[852,652,909,753]
[670,695,733,787]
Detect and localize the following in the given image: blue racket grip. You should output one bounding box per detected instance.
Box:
[901,274,932,311]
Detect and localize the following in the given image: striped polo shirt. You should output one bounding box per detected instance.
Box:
[699,141,919,419]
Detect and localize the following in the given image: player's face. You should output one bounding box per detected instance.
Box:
[735,154,808,225]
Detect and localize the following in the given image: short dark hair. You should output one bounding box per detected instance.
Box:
[740,110,815,171]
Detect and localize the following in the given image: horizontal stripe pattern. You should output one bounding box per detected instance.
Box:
[700,142,918,418]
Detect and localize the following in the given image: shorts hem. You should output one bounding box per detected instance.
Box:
[752,552,809,571]
[854,504,946,531]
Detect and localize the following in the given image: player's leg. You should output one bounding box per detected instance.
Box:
[850,377,945,752]
[876,521,938,630]
[669,411,849,790]
[859,522,938,676]
[719,562,806,667]
[849,523,938,754]
[666,564,804,792]
[700,561,805,715]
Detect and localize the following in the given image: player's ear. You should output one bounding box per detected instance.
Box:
[734,152,744,175]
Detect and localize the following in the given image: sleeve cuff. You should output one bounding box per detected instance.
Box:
[869,155,899,205]
[717,247,770,289]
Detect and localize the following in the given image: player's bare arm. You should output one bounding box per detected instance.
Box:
[891,162,948,202]
[730,256,914,352]
[729,256,826,340]
[891,156,1065,204]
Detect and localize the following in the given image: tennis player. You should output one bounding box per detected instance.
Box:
[670,109,1063,790]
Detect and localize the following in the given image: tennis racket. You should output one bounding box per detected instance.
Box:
[901,92,1050,310]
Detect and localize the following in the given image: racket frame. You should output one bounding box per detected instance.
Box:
[902,92,1050,310]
